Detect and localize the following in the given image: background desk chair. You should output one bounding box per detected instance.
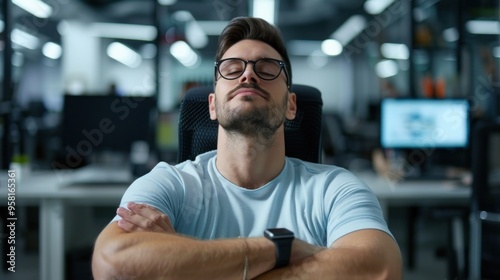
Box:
[177,84,323,163]
[469,119,500,279]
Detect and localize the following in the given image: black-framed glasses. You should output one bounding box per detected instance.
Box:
[215,58,290,86]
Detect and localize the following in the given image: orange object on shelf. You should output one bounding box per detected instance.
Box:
[435,78,446,98]
[422,75,434,97]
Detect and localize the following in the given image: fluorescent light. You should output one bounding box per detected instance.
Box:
[12,52,24,67]
[380,43,409,60]
[0,20,4,33]
[376,60,398,78]
[107,42,142,68]
[42,42,62,59]
[331,15,366,46]
[92,23,157,41]
[172,11,208,49]
[466,20,500,35]
[57,21,69,35]
[493,46,500,58]
[443,27,459,42]
[185,20,208,48]
[252,0,276,25]
[364,0,395,15]
[170,41,199,68]
[321,39,343,56]
[413,7,429,22]
[172,10,192,21]
[12,28,40,49]
[12,0,52,19]
[158,0,177,5]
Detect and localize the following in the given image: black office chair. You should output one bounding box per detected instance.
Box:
[469,119,500,280]
[177,84,323,163]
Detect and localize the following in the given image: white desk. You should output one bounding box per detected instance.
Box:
[356,171,471,215]
[1,168,471,280]
[1,167,130,280]
[357,171,471,274]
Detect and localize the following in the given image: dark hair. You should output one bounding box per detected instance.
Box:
[215,17,292,88]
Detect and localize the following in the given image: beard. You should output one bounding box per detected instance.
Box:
[215,84,289,140]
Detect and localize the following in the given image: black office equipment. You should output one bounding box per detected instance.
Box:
[177,84,323,163]
[60,94,157,167]
[469,119,500,279]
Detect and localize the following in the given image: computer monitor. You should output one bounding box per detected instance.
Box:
[61,94,157,164]
[380,98,471,175]
[380,98,470,149]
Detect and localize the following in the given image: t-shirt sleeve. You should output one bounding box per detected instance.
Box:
[324,169,392,246]
[110,162,184,225]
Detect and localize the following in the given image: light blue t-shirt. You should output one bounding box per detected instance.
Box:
[113,151,391,247]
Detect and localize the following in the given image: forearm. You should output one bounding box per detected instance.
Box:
[92,223,275,279]
[254,230,402,280]
[256,247,397,279]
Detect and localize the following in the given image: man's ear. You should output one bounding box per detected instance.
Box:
[286,92,297,120]
[208,93,217,120]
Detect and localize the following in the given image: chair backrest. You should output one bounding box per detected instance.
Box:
[177,84,323,163]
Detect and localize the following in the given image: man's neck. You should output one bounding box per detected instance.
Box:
[215,128,286,189]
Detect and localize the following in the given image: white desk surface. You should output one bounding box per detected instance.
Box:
[1,166,130,203]
[1,168,471,203]
[356,171,470,202]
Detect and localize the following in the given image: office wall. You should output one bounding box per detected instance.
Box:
[15,59,63,111]
[292,55,354,117]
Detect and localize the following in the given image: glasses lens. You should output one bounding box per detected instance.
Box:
[217,59,284,81]
[219,59,245,79]
[254,59,282,80]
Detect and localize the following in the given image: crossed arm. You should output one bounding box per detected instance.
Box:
[92,202,402,279]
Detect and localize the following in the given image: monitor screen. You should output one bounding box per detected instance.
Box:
[61,95,157,159]
[380,98,470,149]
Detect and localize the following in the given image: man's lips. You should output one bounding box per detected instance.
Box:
[229,87,268,100]
[233,89,261,97]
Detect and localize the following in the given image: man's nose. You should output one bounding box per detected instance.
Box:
[238,62,260,84]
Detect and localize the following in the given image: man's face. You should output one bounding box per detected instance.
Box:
[209,39,296,139]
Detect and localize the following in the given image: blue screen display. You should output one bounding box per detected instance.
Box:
[380,98,470,149]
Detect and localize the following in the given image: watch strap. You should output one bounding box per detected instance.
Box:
[274,238,293,268]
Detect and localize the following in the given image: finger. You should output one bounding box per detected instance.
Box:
[116,207,145,229]
[116,207,147,232]
[127,202,175,233]
[117,218,158,233]
[116,206,165,233]
[117,219,139,232]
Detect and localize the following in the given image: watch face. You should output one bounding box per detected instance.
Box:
[265,228,294,239]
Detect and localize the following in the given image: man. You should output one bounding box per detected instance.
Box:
[92,17,402,279]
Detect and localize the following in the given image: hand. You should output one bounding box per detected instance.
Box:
[116,202,175,234]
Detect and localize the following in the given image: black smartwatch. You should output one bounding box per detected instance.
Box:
[264,228,295,268]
